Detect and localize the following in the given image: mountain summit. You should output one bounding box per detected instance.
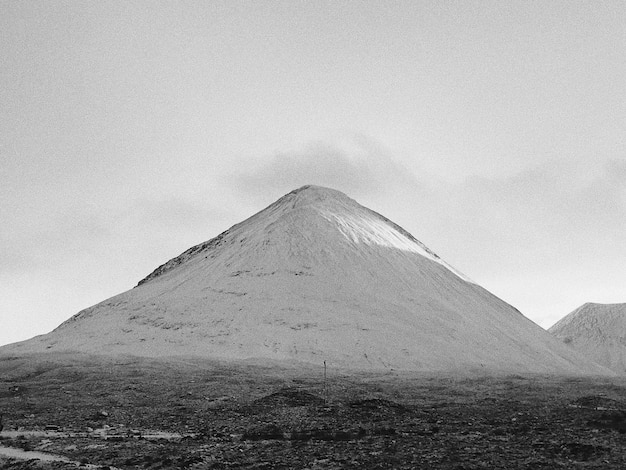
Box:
[549,303,626,374]
[1,185,609,374]
[138,185,471,287]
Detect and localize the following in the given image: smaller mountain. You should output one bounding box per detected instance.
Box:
[549,303,626,374]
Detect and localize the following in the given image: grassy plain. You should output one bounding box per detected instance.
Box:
[1,353,625,469]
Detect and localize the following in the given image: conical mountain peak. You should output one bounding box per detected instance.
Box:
[136,185,468,286]
[279,185,353,207]
[264,184,366,218]
[0,186,610,375]
[135,185,364,286]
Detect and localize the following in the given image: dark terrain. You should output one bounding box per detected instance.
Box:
[1,353,625,469]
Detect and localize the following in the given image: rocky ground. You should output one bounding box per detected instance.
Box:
[1,353,626,469]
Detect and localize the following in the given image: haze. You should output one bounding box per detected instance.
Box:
[1,1,624,347]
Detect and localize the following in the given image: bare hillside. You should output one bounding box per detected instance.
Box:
[1,186,610,374]
[550,303,626,374]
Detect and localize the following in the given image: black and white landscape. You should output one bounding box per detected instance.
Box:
[2,2,625,468]
[1,186,625,469]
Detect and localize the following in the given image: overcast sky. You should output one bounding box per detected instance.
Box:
[1,1,625,347]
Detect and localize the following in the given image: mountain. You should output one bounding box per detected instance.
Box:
[1,185,609,374]
[549,303,626,374]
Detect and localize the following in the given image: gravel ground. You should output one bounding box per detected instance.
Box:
[1,354,625,469]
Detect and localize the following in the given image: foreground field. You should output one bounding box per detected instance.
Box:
[0,353,625,469]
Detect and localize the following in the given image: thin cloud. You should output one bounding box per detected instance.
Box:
[606,158,626,185]
[429,159,626,264]
[119,198,228,234]
[418,158,626,327]
[0,197,227,277]
[234,136,419,201]
[0,209,111,276]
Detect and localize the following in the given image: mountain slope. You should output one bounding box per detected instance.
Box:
[549,303,626,374]
[1,186,610,374]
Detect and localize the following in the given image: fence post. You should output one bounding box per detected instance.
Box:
[323,360,328,405]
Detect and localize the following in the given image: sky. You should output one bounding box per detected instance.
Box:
[1,1,625,347]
